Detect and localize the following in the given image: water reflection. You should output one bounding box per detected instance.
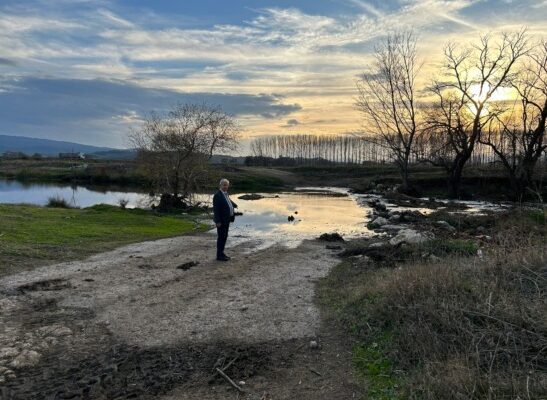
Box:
[0,180,151,208]
[222,188,371,249]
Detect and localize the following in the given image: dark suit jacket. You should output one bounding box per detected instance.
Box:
[213,190,238,225]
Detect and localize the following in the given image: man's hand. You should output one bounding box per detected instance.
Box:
[216,222,222,227]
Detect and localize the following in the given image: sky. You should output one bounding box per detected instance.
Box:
[0,0,546,152]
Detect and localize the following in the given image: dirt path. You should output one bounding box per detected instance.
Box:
[0,233,361,399]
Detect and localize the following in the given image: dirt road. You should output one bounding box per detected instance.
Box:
[0,232,361,399]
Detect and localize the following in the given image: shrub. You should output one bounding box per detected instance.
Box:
[118,198,129,209]
[46,196,72,208]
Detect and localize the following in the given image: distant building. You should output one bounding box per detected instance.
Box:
[59,152,85,160]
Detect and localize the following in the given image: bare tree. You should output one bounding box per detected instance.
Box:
[422,31,529,198]
[356,32,421,191]
[130,103,239,209]
[480,40,547,200]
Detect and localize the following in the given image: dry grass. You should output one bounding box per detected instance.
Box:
[319,208,546,399]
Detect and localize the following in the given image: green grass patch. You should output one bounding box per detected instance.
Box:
[420,239,478,257]
[353,332,403,400]
[318,260,404,399]
[0,203,209,275]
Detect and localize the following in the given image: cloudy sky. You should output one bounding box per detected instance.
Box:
[0,0,545,151]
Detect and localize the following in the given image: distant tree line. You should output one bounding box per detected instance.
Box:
[249,134,391,165]
[248,133,513,167]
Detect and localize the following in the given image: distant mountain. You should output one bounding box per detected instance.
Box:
[0,135,131,158]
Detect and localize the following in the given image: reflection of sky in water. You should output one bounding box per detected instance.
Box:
[214,189,372,249]
[0,180,151,208]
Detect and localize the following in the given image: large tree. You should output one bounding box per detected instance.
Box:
[130,103,239,209]
[480,40,547,201]
[356,32,421,192]
[422,31,529,198]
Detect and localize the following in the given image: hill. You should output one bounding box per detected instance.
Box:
[0,135,121,157]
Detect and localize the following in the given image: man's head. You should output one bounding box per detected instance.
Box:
[219,178,230,192]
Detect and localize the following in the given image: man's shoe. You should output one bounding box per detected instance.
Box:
[222,254,231,260]
[216,256,229,261]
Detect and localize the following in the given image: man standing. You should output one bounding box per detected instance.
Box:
[213,178,237,261]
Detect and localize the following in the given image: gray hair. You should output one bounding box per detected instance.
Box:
[219,178,230,186]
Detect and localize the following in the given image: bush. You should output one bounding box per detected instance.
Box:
[46,196,73,208]
[118,198,129,209]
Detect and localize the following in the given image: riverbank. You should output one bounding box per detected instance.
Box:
[3,158,546,201]
[0,159,290,193]
[282,163,547,201]
[317,204,546,399]
[0,204,208,276]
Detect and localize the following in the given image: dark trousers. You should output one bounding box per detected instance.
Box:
[216,223,230,258]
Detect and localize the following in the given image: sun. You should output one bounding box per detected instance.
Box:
[469,83,513,103]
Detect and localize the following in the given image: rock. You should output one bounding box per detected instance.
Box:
[475,234,492,241]
[389,229,430,246]
[37,325,72,337]
[476,226,487,234]
[52,326,72,337]
[435,220,456,232]
[10,350,41,368]
[240,306,249,312]
[380,224,406,231]
[325,244,342,250]
[371,217,389,227]
[309,340,319,349]
[237,193,264,201]
[318,233,344,242]
[177,261,199,270]
[389,214,401,223]
[373,202,387,212]
[368,242,386,248]
[0,348,19,359]
[238,381,246,386]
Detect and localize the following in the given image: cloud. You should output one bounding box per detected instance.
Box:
[0,77,301,146]
[0,57,17,66]
[0,1,545,146]
[280,118,301,127]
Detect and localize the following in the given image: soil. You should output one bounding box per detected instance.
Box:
[0,233,362,399]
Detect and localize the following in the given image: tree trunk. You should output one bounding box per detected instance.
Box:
[447,155,468,199]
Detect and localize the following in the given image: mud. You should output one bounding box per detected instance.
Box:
[0,233,360,399]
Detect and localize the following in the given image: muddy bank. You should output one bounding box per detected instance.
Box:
[0,233,360,399]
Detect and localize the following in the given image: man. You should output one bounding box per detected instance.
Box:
[213,178,238,261]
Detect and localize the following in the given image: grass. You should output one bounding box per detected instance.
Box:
[318,209,546,399]
[0,203,209,276]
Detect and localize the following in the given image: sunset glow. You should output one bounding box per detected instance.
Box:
[0,0,545,152]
